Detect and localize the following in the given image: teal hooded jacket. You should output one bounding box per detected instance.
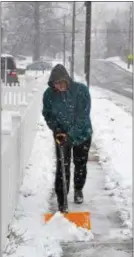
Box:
[42,64,93,145]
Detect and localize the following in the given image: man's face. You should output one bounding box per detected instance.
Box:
[54,80,67,92]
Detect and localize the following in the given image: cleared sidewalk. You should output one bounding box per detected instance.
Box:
[49,148,132,256]
[61,159,132,256]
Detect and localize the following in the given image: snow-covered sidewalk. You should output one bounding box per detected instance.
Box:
[90,86,132,115]
[90,86,132,232]
[2,77,132,256]
[104,56,133,73]
[75,74,132,233]
[3,114,132,257]
[3,116,94,257]
[2,110,13,132]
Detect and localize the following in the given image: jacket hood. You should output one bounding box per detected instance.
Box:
[48,64,71,87]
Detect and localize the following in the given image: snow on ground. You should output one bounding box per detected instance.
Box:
[75,74,132,233]
[105,56,133,73]
[2,72,132,256]
[2,110,12,132]
[89,86,132,115]
[75,74,132,115]
[1,110,21,132]
[90,86,132,232]
[3,116,93,257]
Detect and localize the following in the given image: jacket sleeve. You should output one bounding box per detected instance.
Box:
[68,86,91,141]
[42,89,59,132]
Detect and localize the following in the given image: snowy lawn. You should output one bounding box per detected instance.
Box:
[105,56,133,73]
[90,86,132,231]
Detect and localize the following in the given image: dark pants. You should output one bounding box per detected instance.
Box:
[54,136,92,206]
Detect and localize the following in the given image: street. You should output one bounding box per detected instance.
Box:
[90,60,133,99]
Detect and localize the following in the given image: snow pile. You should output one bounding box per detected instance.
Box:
[90,86,132,234]
[74,74,132,234]
[44,212,93,242]
[2,111,12,132]
[3,115,93,257]
[88,86,132,115]
[1,110,21,132]
[105,56,133,73]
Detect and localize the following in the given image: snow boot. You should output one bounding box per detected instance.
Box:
[74,189,83,204]
[58,204,68,213]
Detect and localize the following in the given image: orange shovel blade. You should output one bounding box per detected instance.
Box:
[44,212,91,230]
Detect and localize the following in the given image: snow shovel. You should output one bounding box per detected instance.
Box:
[44,137,91,230]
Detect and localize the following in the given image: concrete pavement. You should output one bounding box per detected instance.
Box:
[49,147,133,257]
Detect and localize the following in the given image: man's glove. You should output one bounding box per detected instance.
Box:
[55,133,68,146]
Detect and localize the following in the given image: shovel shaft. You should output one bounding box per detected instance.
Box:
[59,145,68,211]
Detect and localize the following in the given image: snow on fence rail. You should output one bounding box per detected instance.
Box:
[1,83,44,250]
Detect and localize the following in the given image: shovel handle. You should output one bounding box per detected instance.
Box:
[59,144,68,212]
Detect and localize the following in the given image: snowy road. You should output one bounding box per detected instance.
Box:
[90,60,133,99]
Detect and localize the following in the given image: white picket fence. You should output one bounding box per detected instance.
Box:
[1,75,46,251]
[1,75,37,110]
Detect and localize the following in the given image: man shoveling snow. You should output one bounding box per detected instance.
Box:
[42,64,93,212]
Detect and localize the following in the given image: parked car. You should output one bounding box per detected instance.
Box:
[26,61,52,72]
[1,54,19,85]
